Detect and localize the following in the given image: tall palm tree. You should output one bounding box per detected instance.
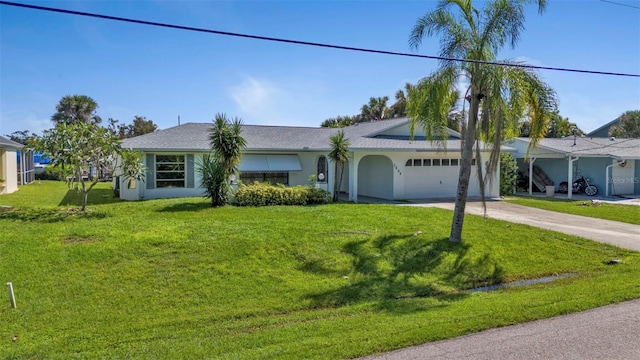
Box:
[51,95,102,125]
[328,130,350,202]
[361,96,390,122]
[408,0,557,242]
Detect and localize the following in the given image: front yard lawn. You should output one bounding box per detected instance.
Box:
[506,196,640,225]
[1,181,639,359]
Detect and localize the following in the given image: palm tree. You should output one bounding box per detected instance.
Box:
[361,96,390,122]
[51,95,102,125]
[328,130,350,202]
[200,113,246,207]
[408,0,557,242]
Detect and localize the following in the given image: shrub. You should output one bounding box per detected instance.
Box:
[35,166,66,181]
[234,182,330,206]
[500,153,518,196]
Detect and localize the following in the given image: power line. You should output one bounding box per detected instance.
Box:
[599,0,640,10]
[1,0,639,78]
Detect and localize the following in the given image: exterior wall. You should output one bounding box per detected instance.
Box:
[0,148,20,194]
[635,160,640,194]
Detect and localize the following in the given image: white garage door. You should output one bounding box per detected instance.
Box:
[404,158,461,199]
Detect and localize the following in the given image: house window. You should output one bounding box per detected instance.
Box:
[240,172,289,185]
[405,159,412,166]
[155,155,185,188]
[451,159,459,166]
[317,156,327,183]
[442,159,450,166]
[413,159,422,166]
[433,159,441,166]
[423,159,431,166]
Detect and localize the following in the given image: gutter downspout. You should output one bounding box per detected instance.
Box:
[605,163,614,197]
[528,158,536,195]
[567,156,579,199]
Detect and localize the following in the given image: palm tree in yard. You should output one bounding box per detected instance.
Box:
[328,130,350,202]
[199,113,246,207]
[408,0,557,242]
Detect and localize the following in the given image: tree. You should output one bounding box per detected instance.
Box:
[51,95,102,125]
[519,111,583,137]
[199,113,246,207]
[609,110,640,138]
[108,116,158,139]
[408,0,557,242]
[320,115,361,128]
[328,130,350,202]
[361,96,391,122]
[4,130,38,145]
[35,122,117,211]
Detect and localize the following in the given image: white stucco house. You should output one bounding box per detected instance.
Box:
[507,137,640,198]
[117,118,500,202]
[0,135,23,195]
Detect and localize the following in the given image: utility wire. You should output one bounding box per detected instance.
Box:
[1,0,639,78]
[599,0,640,10]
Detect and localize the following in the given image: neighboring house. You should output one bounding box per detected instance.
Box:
[507,137,640,198]
[118,118,500,201]
[587,118,619,137]
[0,135,24,195]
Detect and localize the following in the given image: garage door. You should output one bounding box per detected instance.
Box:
[404,158,460,199]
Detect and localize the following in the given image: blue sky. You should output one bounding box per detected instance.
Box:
[1,0,639,136]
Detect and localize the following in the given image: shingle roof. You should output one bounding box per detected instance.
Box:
[0,135,24,149]
[121,118,470,153]
[519,137,640,159]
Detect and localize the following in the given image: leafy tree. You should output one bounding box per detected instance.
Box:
[361,96,391,122]
[609,110,640,138]
[35,122,118,211]
[109,116,158,139]
[519,111,583,137]
[4,130,38,145]
[408,0,557,242]
[389,83,415,118]
[328,130,350,202]
[199,113,246,207]
[51,94,101,125]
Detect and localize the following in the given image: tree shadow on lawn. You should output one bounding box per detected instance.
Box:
[58,188,122,207]
[0,206,106,223]
[303,235,504,314]
[156,202,212,212]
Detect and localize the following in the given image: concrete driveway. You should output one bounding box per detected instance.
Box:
[358,298,640,360]
[404,199,640,251]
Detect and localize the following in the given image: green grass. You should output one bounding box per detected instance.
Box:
[1,181,639,359]
[506,196,640,225]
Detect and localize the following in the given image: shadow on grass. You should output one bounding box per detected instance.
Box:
[303,235,504,313]
[0,207,107,223]
[157,202,212,212]
[58,188,122,207]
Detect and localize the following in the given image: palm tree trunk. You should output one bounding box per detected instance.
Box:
[332,162,340,202]
[449,94,479,242]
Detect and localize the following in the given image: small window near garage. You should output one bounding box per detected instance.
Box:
[405,159,412,166]
[442,159,450,166]
[451,159,459,166]
[433,159,441,166]
[413,159,422,166]
[317,156,327,183]
[423,159,431,166]
[155,155,185,188]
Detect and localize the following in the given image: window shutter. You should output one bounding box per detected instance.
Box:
[146,154,155,190]
[186,154,194,188]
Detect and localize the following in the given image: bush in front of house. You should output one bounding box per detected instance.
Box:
[500,153,518,196]
[234,182,330,206]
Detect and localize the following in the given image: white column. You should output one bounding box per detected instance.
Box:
[349,153,358,202]
[528,158,536,195]
[567,156,579,199]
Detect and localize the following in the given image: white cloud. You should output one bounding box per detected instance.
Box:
[0,111,50,136]
[230,77,281,118]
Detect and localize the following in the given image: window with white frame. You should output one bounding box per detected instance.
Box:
[155,155,185,188]
[317,156,327,183]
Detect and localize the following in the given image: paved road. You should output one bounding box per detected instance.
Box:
[405,200,640,251]
[358,298,640,360]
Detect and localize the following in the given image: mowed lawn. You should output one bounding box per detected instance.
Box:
[506,196,640,225]
[1,181,639,359]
